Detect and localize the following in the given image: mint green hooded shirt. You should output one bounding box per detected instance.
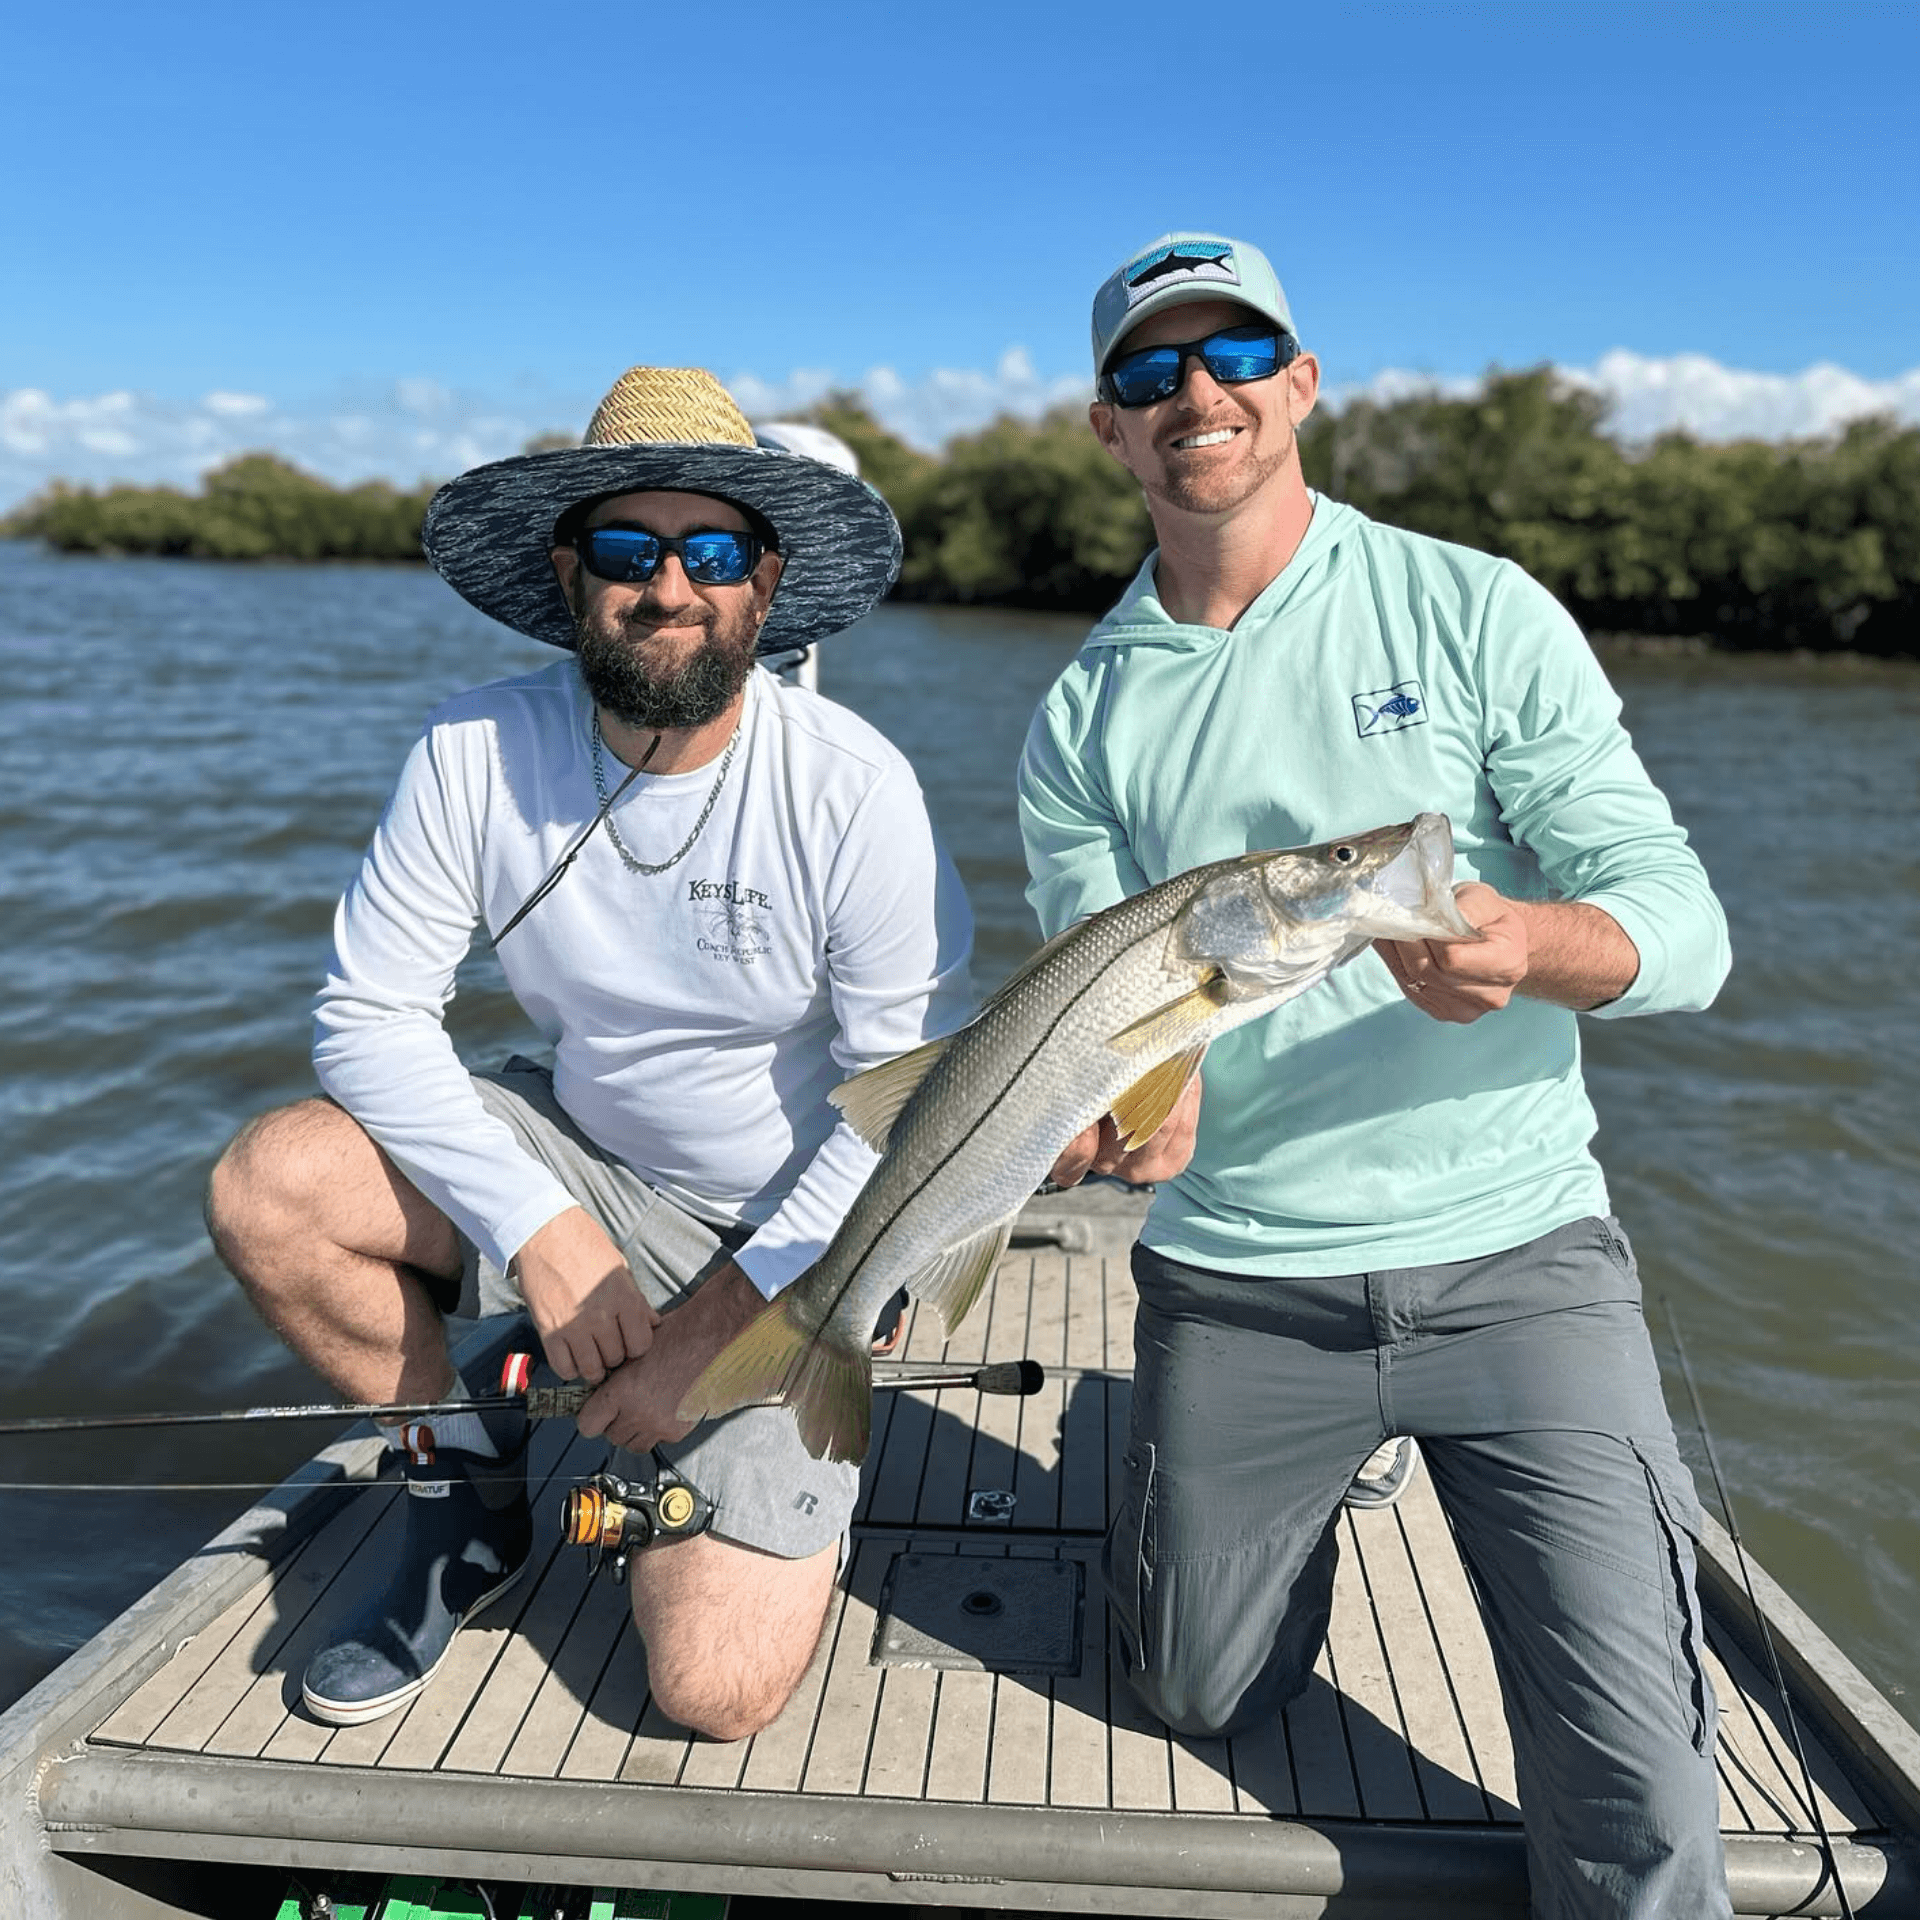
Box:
[1017,495,1730,1275]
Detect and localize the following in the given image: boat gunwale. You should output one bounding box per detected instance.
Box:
[1695,1509,1920,1834]
[37,1742,1920,1916]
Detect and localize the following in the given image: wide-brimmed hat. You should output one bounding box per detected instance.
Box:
[421,367,902,655]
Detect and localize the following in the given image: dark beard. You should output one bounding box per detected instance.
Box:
[574,603,757,733]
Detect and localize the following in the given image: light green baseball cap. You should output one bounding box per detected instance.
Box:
[1091,232,1297,375]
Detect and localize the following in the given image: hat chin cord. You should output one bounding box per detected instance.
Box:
[490,728,662,946]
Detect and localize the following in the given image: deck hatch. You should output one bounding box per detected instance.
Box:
[872,1553,1084,1675]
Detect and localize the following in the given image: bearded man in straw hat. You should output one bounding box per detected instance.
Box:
[207,367,972,1737]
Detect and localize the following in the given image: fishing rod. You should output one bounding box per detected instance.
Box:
[1663,1295,1857,1920]
[0,1355,1046,1440]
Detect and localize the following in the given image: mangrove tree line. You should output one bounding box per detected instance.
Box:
[6,370,1916,656]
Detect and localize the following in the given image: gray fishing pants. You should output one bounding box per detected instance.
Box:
[1111,1215,1730,1920]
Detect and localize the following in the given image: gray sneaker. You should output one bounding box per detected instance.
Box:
[1344,1436,1421,1511]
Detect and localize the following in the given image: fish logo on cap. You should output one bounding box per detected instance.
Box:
[1092,231,1295,376]
[1122,238,1241,306]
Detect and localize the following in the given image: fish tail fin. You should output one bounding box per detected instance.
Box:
[781,1330,874,1466]
[676,1293,874,1466]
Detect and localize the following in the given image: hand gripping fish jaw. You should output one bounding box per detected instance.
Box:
[560,1460,715,1586]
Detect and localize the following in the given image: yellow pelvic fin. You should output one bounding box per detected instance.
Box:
[1109,1042,1208,1151]
[911,1219,1015,1338]
[828,1034,952,1152]
[1106,974,1231,1059]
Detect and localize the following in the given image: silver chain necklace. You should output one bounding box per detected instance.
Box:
[590,713,741,876]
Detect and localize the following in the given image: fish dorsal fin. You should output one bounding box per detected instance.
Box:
[910,1218,1015,1338]
[828,1035,952,1152]
[1109,1042,1208,1151]
[1105,972,1233,1059]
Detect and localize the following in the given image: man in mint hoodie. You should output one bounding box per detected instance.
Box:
[1020,233,1732,1917]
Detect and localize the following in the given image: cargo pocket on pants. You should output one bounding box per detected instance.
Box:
[1105,1440,1158,1677]
[1633,1438,1716,1759]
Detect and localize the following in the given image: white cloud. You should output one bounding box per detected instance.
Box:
[1331,352,1920,445]
[726,350,1085,448]
[0,381,559,510]
[1573,350,1920,443]
[4,351,1917,513]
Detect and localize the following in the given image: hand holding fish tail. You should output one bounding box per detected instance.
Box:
[575,1260,763,1452]
[1378,883,1640,1020]
[513,1206,660,1385]
[1051,1068,1203,1189]
[676,1270,879,1464]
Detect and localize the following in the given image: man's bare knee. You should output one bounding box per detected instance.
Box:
[208,1100,344,1273]
[206,1098,455,1297]
[647,1666,793,1744]
[631,1536,834,1742]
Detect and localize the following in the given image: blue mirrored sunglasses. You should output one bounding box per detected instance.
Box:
[574,525,765,586]
[1099,324,1298,409]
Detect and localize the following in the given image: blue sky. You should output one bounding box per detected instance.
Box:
[3,0,1916,505]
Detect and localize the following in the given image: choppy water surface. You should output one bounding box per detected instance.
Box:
[1,540,1915,1730]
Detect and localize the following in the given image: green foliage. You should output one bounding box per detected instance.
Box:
[5,455,435,563]
[823,370,1918,652]
[1300,370,1919,658]
[1326,371,1632,597]
[791,395,1150,609]
[894,406,1150,608]
[7,388,1917,655]
[800,393,936,507]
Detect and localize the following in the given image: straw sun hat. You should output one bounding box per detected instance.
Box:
[421,367,901,656]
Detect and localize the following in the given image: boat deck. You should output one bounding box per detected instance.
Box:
[12,1194,1920,1917]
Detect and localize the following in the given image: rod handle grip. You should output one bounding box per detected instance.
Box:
[500,1354,592,1419]
[525,1383,593,1418]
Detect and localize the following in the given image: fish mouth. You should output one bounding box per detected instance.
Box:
[1365,814,1482,941]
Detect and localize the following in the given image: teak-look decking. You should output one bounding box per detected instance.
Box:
[4,1188,1918,1917]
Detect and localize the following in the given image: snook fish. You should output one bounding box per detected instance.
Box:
[678,813,1481,1463]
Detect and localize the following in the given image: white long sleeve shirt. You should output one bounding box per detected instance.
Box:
[314,659,974,1298]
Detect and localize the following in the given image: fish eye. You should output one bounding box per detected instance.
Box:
[1330,844,1358,865]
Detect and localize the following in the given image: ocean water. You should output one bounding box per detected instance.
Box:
[0,540,1914,1738]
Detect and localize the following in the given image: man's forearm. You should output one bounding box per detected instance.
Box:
[1512,899,1641,1011]
[1380,885,1641,1024]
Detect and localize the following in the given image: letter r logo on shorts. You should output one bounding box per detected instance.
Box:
[791,1490,818,1515]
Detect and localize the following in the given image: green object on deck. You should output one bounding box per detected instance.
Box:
[584,1893,728,1920]
[271,1881,380,1919]
[275,1877,726,1920]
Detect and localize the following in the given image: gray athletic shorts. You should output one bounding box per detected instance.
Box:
[447,1056,858,1562]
